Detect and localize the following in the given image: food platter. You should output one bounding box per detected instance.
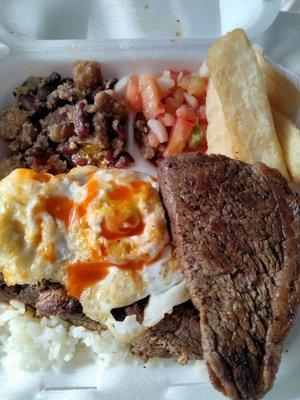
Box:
[0,51,299,399]
[0,2,299,399]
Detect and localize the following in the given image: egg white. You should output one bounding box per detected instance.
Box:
[0,167,188,342]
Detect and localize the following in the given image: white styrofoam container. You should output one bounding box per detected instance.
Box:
[0,1,299,400]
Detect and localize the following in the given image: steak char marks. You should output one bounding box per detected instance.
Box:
[158,153,300,400]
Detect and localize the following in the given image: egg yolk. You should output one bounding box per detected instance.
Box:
[23,168,164,298]
[18,169,51,182]
[100,182,150,240]
[101,210,144,240]
[66,179,158,298]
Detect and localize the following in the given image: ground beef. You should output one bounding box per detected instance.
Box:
[0,154,24,180]
[73,60,103,94]
[0,60,133,177]
[0,273,104,331]
[0,107,29,141]
[134,112,165,164]
[111,297,149,325]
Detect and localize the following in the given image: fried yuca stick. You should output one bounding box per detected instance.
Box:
[256,52,300,123]
[206,79,237,158]
[207,28,288,179]
[206,79,300,184]
[272,108,300,184]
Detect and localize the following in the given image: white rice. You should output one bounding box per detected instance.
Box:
[0,300,134,373]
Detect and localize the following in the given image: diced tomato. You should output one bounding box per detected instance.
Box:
[157,103,165,115]
[199,137,208,153]
[164,88,184,112]
[164,118,195,158]
[199,123,208,152]
[172,87,185,106]
[163,102,177,116]
[198,105,207,123]
[125,74,142,112]
[139,74,163,119]
[176,105,198,122]
[148,130,160,148]
[165,96,180,115]
[158,113,176,127]
[134,68,207,161]
[169,70,180,81]
[165,96,177,107]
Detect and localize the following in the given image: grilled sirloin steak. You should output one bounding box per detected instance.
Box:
[131,301,203,363]
[0,273,104,331]
[0,273,202,362]
[158,153,300,400]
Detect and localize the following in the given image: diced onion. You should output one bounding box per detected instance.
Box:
[162,70,171,79]
[184,92,199,110]
[114,76,130,94]
[157,76,175,92]
[147,119,168,143]
[199,60,210,78]
[148,130,160,148]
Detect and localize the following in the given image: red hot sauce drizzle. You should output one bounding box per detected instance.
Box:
[28,172,162,298]
[66,179,158,298]
[67,259,145,298]
[44,196,74,226]
[29,175,160,299]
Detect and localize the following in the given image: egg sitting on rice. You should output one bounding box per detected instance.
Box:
[0,167,188,343]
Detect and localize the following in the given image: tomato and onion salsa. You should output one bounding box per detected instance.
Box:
[127,67,208,164]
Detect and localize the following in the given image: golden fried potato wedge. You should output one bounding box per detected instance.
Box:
[272,108,300,184]
[206,79,237,158]
[208,28,288,178]
[256,53,300,123]
[206,80,300,184]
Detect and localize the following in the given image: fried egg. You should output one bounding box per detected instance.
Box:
[0,167,188,342]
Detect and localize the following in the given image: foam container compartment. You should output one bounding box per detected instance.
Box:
[0,1,299,399]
